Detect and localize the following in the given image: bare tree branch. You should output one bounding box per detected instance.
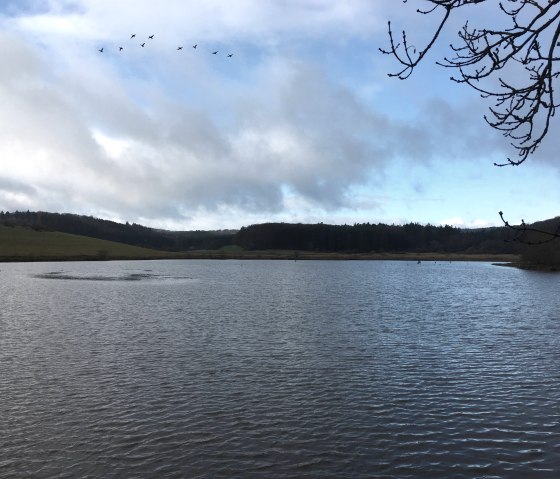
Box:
[499,210,560,244]
[381,0,560,166]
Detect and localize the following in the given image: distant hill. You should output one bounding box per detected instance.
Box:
[509,216,560,270]
[0,224,174,261]
[526,216,560,236]
[0,211,235,251]
[233,221,526,255]
[3,210,559,258]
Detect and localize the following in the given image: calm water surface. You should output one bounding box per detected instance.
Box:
[1,260,559,478]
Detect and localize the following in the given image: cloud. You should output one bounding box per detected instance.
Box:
[0,1,70,18]
[440,217,496,229]
[1,1,557,229]
[0,21,521,226]
[9,0,390,45]
[0,9,421,225]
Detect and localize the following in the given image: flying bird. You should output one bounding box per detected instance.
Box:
[119,46,124,51]
[130,34,136,38]
[227,53,233,57]
[212,51,218,54]
[192,44,197,49]
[141,42,146,47]
[177,46,183,50]
[98,47,103,53]
[148,35,154,39]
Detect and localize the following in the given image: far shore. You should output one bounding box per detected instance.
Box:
[0,251,520,263]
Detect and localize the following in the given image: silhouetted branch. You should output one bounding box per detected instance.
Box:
[499,210,560,244]
[381,0,560,166]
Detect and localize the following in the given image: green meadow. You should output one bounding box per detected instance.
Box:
[0,225,174,261]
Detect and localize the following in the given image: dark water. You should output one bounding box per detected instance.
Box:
[1,260,559,478]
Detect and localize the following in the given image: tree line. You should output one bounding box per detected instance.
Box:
[234,222,524,255]
[5,210,560,261]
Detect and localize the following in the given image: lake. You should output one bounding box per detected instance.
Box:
[1,260,559,478]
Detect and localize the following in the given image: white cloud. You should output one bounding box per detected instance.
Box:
[439,217,499,229]
[0,23,404,225]
[11,0,389,44]
[0,1,558,229]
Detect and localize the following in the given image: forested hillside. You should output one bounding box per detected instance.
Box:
[3,210,556,256]
[234,222,525,255]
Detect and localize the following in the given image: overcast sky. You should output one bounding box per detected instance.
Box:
[1,0,558,230]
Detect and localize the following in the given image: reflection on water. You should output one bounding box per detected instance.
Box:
[1,260,560,478]
[34,270,194,282]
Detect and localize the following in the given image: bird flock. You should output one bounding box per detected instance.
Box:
[98,34,233,57]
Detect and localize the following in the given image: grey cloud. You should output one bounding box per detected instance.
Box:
[420,96,560,168]
[0,177,36,195]
[0,177,37,212]
[0,1,53,18]
[0,31,483,225]
[0,0,82,18]
[63,57,400,218]
[3,5,550,230]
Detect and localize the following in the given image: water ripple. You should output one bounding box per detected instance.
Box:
[1,260,560,478]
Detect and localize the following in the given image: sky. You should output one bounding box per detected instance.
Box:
[0,0,559,230]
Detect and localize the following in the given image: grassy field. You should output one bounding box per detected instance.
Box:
[0,225,175,261]
[0,225,520,263]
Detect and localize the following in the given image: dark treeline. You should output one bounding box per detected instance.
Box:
[1,210,550,256]
[234,222,525,254]
[0,211,235,251]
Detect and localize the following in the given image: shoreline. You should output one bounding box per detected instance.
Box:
[0,251,520,263]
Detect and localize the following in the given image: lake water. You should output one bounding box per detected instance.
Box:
[1,260,559,478]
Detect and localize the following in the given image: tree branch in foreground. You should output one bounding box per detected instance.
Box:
[499,210,560,244]
[381,0,560,166]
